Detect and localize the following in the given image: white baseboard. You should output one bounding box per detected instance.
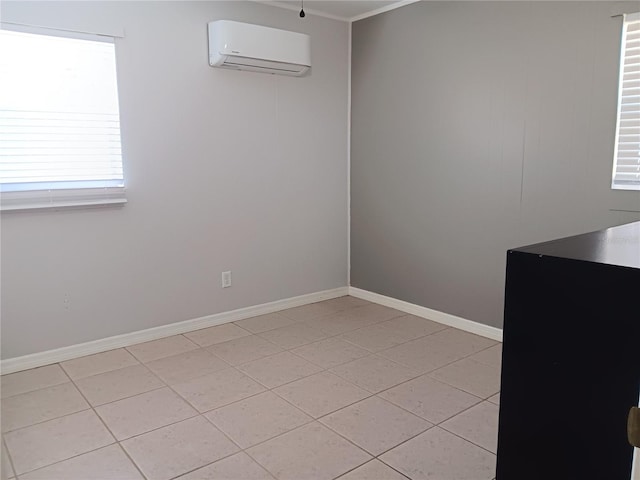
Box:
[1,287,349,375]
[348,287,503,342]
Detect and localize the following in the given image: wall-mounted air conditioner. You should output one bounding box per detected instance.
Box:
[208,20,311,76]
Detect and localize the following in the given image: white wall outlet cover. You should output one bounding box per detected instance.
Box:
[222,271,232,288]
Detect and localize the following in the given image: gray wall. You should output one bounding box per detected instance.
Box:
[1,1,348,358]
[351,1,640,328]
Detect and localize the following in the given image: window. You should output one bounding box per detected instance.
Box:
[612,12,640,191]
[0,25,126,210]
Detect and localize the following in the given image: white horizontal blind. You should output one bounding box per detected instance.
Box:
[613,12,640,190]
[0,27,124,194]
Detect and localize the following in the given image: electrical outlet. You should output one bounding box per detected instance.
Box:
[221,271,232,288]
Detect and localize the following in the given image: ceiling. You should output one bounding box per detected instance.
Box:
[264,1,411,22]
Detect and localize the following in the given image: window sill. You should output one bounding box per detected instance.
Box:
[0,187,127,212]
[612,184,640,192]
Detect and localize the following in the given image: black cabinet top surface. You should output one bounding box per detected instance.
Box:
[512,221,640,269]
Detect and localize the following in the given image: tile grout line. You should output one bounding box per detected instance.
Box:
[239,419,372,480]
[31,370,244,479]
[63,364,150,480]
[184,324,255,349]
[249,310,499,383]
[241,316,445,380]
[325,353,422,394]
[236,315,451,373]
[4,376,146,479]
[235,303,363,332]
[360,353,500,406]
[268,374,373,420]
[2,403,94,435]
[186,360,380,475]
[201,399,316,450]
[276,301,372,322]
[262,304,408,342]
[10,353,246,478]
[317,408,433,458]
[365,384,501,462]
[232,356,322,391]
[100,350,284,480]
[118,409,496,480]
[67,359,167,405]
[1,381,91,434]
[372,424,497,471]
[337,324,450,354]
[0,364,73,401]
[2,435,18,480]
[4,337,329,444]
[373,427,497,480]
[163,449,251,480]
[437,407,499,456]
[230,337,416,396]
[113,362,245,445]
[333,458,411,480]
[123,333,200,364]
[302,357,497,458]
[375,386,485,426]
[58,351,142,383]
[424,422,499,457]
[299,344,501,447]
[146,353,233,386]
[370,340,502,392]
[113,443,149,480]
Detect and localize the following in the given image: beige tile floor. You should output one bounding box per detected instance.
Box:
[0,296,502,480]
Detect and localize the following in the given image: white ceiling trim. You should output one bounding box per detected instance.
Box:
[254,0,420,23]
[350,0,420,22]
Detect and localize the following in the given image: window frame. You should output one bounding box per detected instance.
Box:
[612,11,640,191]
[0,23,127,212]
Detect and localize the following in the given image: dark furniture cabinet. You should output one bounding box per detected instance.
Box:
[496,221,640,480]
